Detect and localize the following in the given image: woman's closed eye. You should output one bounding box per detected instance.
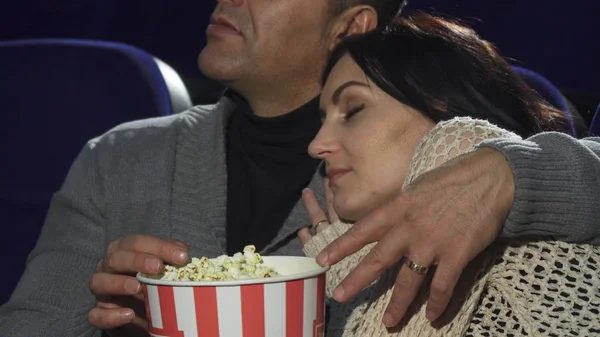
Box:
[344,103,365,121]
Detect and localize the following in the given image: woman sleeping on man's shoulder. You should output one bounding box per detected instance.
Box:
[299,12,600,337]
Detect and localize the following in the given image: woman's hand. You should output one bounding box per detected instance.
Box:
[298,179,339,244]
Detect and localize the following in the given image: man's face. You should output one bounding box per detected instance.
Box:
[198,0,333,95]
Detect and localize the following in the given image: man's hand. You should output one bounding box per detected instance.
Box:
[88,235,189,336]
[315,148,515,327]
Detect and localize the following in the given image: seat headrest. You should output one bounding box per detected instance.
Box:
[590,104,600,137]
[512,65,576,136]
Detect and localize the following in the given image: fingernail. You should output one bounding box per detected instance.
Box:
[317,252,329,266]
[172,249,188,264]
[145,257,161,273]
[120,310,134,321]
[302,188,311,195]
[124,278,141,293]
[426,309,436,322]
[383,313,394,327]
[333,285,345,301]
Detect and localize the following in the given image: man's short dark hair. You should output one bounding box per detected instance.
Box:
[329,0,408,27]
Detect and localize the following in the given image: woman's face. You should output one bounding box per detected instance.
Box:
[309,54,435,221]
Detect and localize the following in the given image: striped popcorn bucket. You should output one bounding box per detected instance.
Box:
[137,256,329,337]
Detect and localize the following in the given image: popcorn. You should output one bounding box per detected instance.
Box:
[159,245,280,281]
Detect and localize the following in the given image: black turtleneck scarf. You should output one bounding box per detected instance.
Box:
[226,93,322,254]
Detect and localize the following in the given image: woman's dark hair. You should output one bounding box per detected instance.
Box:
[322,12,570,137]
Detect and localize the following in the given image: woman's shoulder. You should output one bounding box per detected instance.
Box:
[424,117,520,151]
[404,117,521,186]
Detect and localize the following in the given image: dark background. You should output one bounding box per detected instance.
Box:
[1,0,599,121]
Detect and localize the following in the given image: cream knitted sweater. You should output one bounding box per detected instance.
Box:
[303,118,600,337]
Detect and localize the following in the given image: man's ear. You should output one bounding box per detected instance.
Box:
[328,6,378,51]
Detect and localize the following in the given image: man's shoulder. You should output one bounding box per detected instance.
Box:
[97,103,221,140]
[78,100,233,172]
[87,100,231,152]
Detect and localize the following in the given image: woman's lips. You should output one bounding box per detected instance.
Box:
[327,169,350,187]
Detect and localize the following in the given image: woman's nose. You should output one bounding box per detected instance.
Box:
[308,127,339,159]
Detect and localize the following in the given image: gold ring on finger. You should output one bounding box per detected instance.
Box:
[313,219,329,232]
[407,260,429,275]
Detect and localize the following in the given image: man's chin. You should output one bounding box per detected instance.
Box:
[197,53,240,84]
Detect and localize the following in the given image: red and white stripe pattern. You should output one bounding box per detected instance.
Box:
[142,274,326,337]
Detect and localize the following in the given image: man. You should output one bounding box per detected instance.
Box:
[1,1,599,337]
[0,1,392,336]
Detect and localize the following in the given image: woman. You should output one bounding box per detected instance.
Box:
[299,13,600,336]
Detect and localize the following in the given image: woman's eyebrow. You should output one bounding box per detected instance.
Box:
[332,80,369,104]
